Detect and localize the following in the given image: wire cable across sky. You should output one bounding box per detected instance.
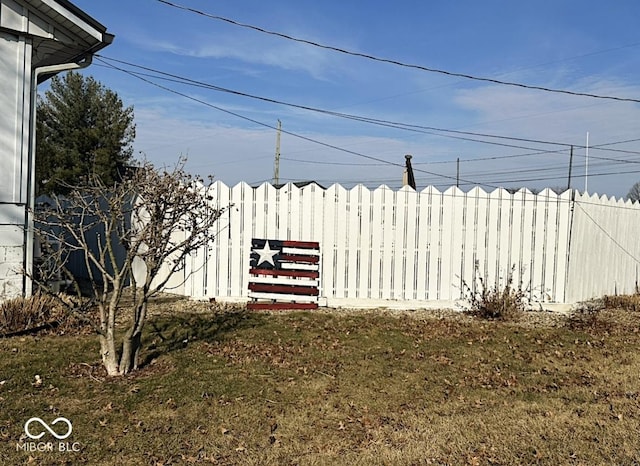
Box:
[94,53,640,193]
[97,55,640,164]
[155,0,640,104]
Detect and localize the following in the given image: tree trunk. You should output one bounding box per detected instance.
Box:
[119,331,142,375]
[119,298,148,374]
[99,333,120,376]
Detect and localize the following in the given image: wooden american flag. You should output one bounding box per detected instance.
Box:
[247,238,320,310]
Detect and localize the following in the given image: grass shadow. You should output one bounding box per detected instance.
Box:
[139,308,263,367]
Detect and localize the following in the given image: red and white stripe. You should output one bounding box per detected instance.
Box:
[248,239,320,310]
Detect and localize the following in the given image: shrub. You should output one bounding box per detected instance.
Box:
[0,293,89,335]
[461,266,527,321]
[0,294,58,334]
[602,293,640,312]
[567,295,640,335]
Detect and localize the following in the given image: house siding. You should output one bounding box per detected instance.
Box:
[0,30,31,299]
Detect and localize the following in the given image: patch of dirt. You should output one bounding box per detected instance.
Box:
[254,305,568,328]
[67,356,176,381]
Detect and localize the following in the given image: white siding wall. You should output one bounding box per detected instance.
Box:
[0,30,31,299]
[0,0,111,301]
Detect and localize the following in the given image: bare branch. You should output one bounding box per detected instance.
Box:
[31,158,224,376]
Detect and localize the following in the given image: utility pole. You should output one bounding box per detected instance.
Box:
[567,145,573,191]
[456,157,460,188]
[272,119,282,185]
[584,131,589,193]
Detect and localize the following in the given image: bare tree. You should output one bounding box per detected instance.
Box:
[627,181,640,203]
[32,160,225,375]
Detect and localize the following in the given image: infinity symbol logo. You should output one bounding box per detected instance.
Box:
[24,417,73,440]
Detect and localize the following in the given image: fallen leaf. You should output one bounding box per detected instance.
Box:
[196,425,207,434]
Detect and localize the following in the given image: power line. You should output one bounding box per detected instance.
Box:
[282,157,388,167]
[284,156,572,177]
[154,0,640,104]
[96,56,574,153]
[463,167,640,186]
[96,57,479,187]
[96,56,640,166]
[419,148,570,165]
[259,163,640,191]
[584,138,640,153]
[95,57,640,193]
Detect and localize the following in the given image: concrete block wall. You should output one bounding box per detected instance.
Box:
[0,225,24,299]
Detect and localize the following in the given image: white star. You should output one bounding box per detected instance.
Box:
[254,241,279,266]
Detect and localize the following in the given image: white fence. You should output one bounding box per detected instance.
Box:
[156,182,640,308]
[566,192,640,302]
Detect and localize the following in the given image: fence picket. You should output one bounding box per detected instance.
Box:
[415,188,430,300]
[381,186,396,300]
[404,187,418,300]
[347,186,362,297]
[426,186,442,299]
[393,187,408,299]
[357,185,372,298]
[334,185,348,298]
[322,185,338,298]
[461,188,476,298]
[439,187,455,300]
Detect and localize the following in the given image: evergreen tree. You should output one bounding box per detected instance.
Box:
[36,71,135,195]
[628,181,640,203]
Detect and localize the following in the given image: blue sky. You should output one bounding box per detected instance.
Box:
[68,0,640,198]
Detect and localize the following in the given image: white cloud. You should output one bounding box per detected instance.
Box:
[127,74,640,199]
[449,79,640,197]
[132,106,426,188]
[453,78,640,141]
[134,29,341,81]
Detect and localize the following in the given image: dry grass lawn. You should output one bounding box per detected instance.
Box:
[1,295,639,465]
